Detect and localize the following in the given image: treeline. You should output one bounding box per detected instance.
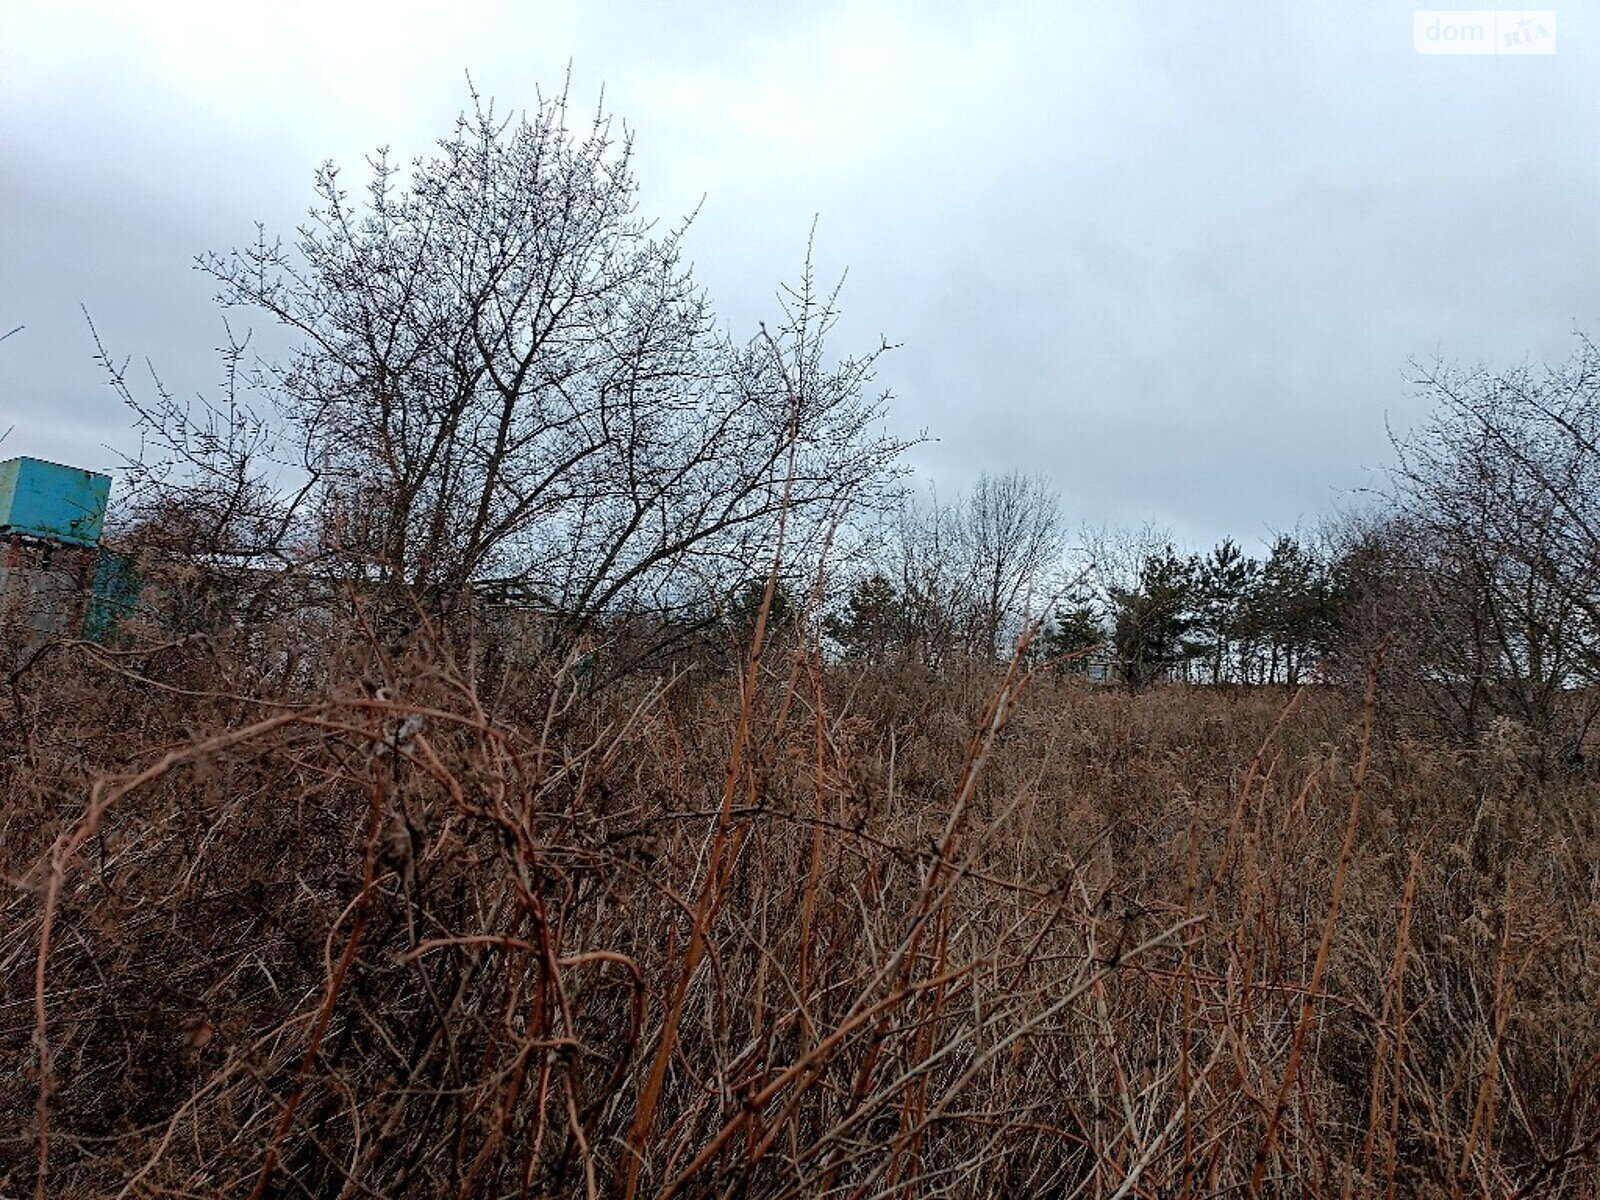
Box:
[825,490,1340,686]
[825,334,1600,761]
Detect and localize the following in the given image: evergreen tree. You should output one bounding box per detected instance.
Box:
[1109,546,1199,687]
[1250,536,1335,683]
[824,572,905,663]
[1197,537,1259,683]
[1034,591,1105,674]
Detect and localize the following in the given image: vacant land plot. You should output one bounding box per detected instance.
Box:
[4,622,1598,1197]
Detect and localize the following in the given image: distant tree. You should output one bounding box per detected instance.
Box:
[1196,537,1259,683]
[956,471,1066,658]
[884,473,1065,663]
[890,488,969,662]
[725,575,794,639]
[824,571,904,663]
[1107,544,1199,687]
[1034,588,1104,674]
[1247,535,1335,684]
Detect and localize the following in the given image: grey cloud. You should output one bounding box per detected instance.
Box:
[2,0,1595,555]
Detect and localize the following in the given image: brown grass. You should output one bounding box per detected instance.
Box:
[4,598,1600,1197]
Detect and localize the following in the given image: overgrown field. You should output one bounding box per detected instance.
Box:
[4,613,1599,1197]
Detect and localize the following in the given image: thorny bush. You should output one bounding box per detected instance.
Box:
[4,576,1600,1198]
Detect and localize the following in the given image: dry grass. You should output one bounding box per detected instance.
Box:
[4,595,1600,1197]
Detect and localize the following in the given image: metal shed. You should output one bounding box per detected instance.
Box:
[1,456,120,641]
[0,456,112,546]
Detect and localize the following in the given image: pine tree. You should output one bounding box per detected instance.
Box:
[1035,591,1105,674]
[824,572,905,663]
[1109,547,1199,687]
[1197,538,1259,683]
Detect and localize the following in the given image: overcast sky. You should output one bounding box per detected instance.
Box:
[3,1,1596,551]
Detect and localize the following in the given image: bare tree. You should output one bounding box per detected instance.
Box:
[956,471,1065,658]
[870,473,1066,663]
[1365,335,1600,755]
[115,85,905,650]
[886,485,970,661]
